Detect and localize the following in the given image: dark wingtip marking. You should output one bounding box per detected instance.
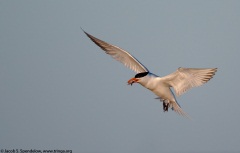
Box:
[81,27,90,36]
[82,29,108,51]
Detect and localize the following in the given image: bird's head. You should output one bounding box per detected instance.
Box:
[127,72,149,86]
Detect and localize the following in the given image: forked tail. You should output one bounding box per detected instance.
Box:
[155,97,192,119]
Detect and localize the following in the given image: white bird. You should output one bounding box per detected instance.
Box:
[83,30,217,118]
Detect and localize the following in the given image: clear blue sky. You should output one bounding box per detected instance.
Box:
[1,1,240,153]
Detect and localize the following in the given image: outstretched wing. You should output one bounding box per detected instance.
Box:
[163,67,217,96]
[83,30,149,73]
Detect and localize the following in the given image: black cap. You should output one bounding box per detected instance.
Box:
[135,72,149,78]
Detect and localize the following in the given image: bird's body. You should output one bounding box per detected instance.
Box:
[83,29,217,118]
[136,73,172,102]
[134,72,191,116]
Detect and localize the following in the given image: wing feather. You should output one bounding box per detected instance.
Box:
[163,67,217,96]
[83,30,148,73]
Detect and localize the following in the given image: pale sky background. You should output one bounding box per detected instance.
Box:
[1,1,240,153]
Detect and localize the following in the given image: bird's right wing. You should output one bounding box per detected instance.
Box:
[83,30,149,73]
[163,67,217,96]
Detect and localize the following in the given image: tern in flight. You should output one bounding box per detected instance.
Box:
[83,30,217,118]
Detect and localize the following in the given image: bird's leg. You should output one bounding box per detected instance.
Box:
[163,100,169,112]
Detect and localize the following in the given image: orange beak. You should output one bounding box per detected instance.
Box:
[127,78,139,86]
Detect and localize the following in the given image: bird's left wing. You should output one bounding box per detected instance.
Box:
[162,67,217,96]
[83,30,149,73]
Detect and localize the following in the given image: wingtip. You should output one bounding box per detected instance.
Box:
[210,68,218,77]
[81,28,96,41]
[80,26,84,31]
[211,68,218,73]
[80,27,88,35]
